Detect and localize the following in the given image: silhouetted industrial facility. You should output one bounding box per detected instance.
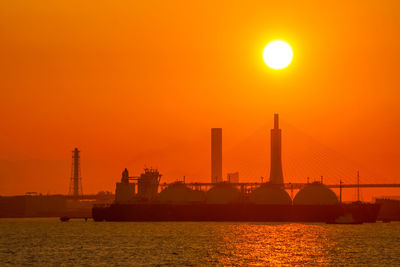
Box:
[92,114,381,223]
[0,114,397,221]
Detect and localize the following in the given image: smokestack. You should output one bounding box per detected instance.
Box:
[274,113,279,129]
[211,128,222,183]
[269,114,284,185]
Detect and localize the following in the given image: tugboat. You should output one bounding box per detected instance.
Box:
[326,213,363,224]
[60,216,70,222]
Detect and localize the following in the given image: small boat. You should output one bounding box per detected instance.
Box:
[60,216,90,222]
[60,216,70,222]
[326,214,363,225]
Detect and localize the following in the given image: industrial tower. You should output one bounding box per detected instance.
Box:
[211,128,222,183]
[269,114,284,184]
[69,148,83,196]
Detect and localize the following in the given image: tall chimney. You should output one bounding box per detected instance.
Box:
[211,128,222,183]
[269,114,284,184]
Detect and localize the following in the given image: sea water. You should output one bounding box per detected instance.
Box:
[0,218,399,266]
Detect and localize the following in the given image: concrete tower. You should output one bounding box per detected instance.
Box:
[211,128,222,183]
[69,148,83,197]
[269,114,284,184]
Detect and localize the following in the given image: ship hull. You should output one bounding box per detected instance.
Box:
[92,203,380,223]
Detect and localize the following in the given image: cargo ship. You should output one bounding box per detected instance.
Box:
[92,169,380,223]
[92,115,380,223]
[93,202,380,223]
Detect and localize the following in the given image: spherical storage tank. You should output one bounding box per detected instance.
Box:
[206,183,241,204]
[158,182,205,203]
[293,182,338,205]
[249,184,292,205]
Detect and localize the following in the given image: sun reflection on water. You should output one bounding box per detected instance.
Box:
[208,223,336,265]
[0,219,399,265]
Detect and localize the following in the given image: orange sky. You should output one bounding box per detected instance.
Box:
[0,1,399,200]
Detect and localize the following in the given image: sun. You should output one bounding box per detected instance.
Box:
[263,40,293,70]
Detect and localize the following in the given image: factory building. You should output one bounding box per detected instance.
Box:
[0,195,67,217]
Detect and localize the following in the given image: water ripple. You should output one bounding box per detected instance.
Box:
[0,219,399,265]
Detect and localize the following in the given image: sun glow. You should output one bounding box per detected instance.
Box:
[263,41,293,69]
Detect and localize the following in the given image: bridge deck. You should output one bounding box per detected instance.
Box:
[66,183,400,200]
